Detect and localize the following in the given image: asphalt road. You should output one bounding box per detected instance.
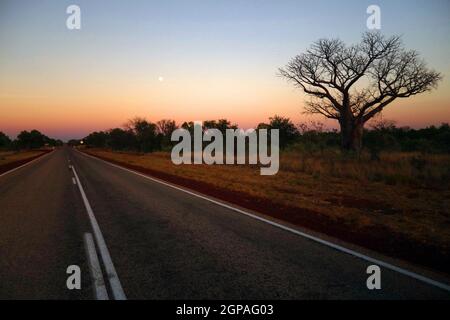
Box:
[0,147,449,299]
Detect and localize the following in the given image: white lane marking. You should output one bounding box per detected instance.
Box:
[72,165,127,300]
[72,177,77,185]
[83,232,109,300]
[78,150,450,293]
[0,151,54,178]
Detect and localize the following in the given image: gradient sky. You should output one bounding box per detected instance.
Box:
[1,0,449,140]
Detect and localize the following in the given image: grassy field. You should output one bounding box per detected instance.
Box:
[0,150,47,167]
[83,148,450,270]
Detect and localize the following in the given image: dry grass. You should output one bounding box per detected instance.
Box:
[0,150,45,166]
[85,148,450,253]
[282,149,450,187]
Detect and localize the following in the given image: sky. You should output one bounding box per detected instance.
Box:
[0,0,449,140]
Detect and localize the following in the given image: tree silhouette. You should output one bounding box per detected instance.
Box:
[157,119,178,137]
[125,118,159,153]
[268,116,299,149]
[108,128,136,151]
[258,116,299,149]
[0,132,11,149]
[16,130,47,149]
[279,32,441,151]
[157,119,179,149]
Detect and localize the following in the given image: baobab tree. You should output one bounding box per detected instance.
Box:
[279,32,441,151]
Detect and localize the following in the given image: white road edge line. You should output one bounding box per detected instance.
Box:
[0,151,54,178]
[83,232,109,300]
[72,164,127,300]
[72,177,77,185]
[77,150,450,293]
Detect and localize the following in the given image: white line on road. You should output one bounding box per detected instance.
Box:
[72,177,77,185]
[83,233,109,300]
[72,165,127,300]
[0,151,54,178]
[78,150,450,293]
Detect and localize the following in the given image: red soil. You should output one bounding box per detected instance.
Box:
[0,150,52,176]
[84,150,449,275]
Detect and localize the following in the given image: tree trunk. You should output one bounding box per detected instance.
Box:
[340,119,363,152]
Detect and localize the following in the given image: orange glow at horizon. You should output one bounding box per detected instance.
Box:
[1,72,449,140]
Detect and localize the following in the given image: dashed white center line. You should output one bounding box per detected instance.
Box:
[84,233,109,300]
[71,165,127,300]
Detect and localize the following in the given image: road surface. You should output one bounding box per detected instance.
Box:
[0,147,448,299]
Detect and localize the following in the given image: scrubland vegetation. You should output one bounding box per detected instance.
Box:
[0,130,62,151]
[0,150,48,167]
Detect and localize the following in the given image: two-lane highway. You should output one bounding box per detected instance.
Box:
[0,147,449,299]
[0,149,92,299]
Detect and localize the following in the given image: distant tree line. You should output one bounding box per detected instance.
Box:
[79,116,450,155]
[0,130,63,151]
[364,121,450,156]
[294,120,450,156]
[78,118,179,152]
[80,117,289,152]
